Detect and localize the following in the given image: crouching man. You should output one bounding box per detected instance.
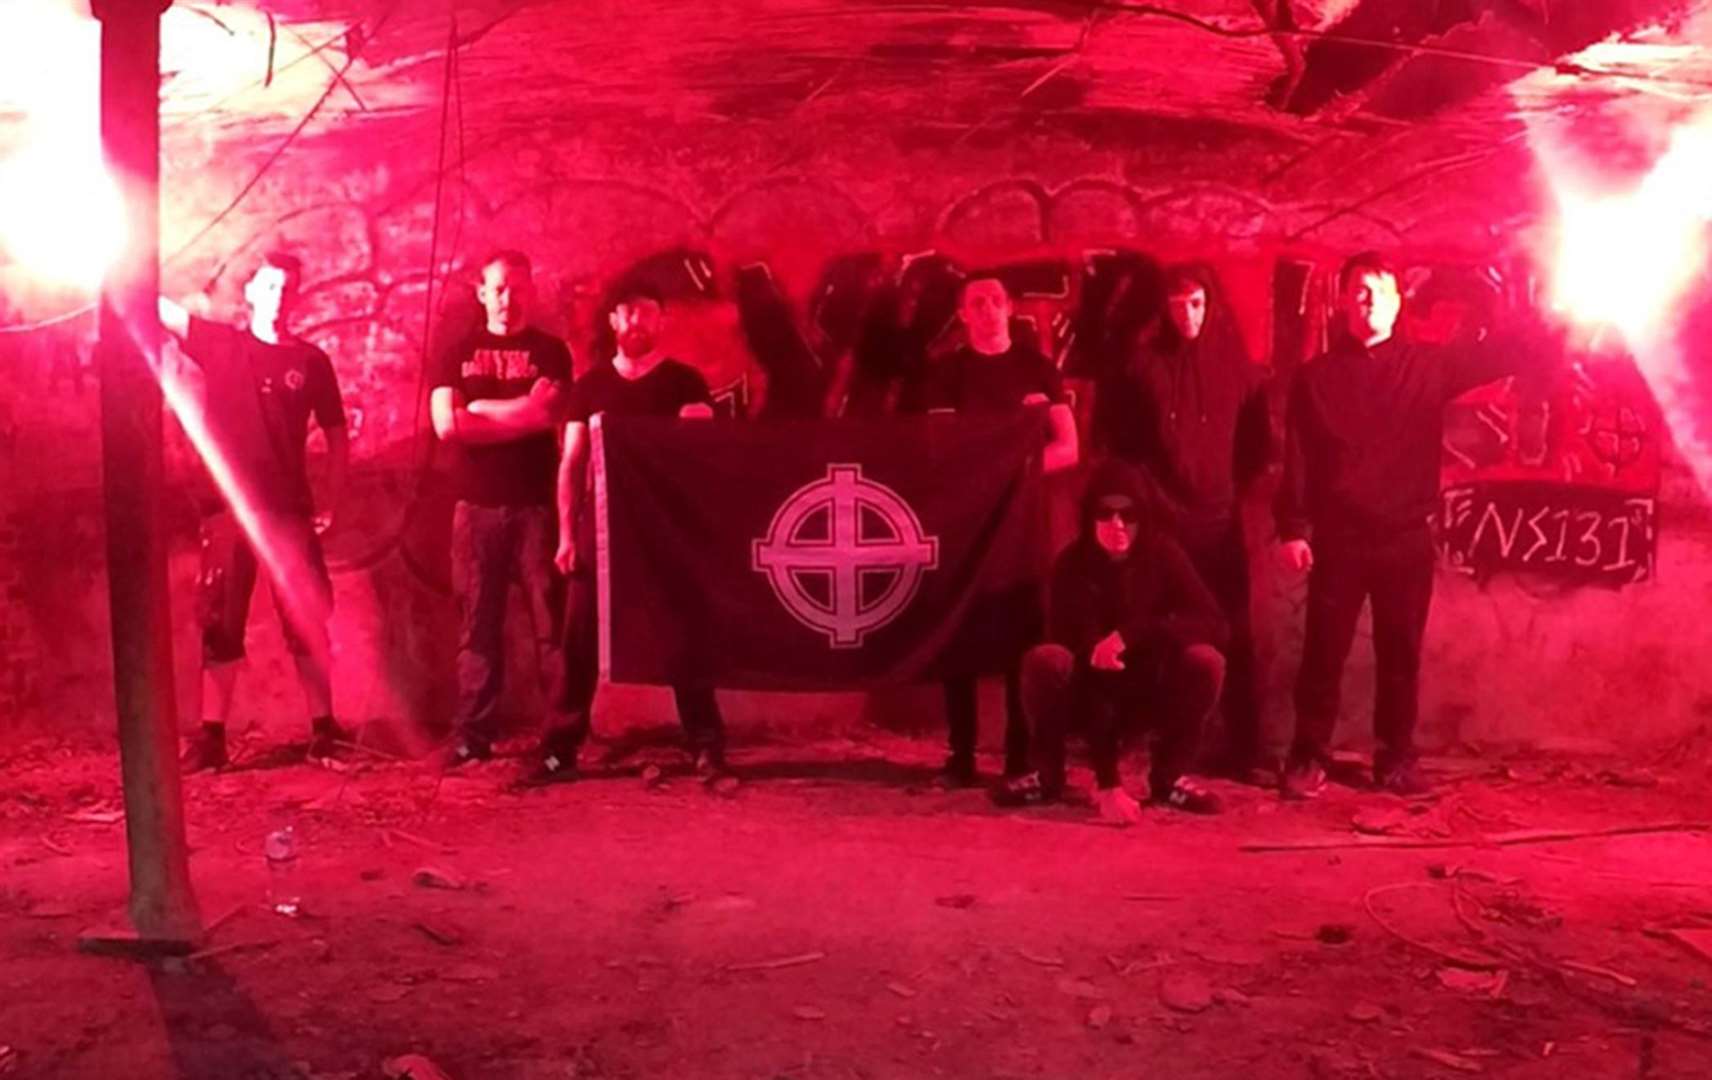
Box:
[994,462,1228,824]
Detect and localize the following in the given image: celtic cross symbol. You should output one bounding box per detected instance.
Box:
[752,464,939,648]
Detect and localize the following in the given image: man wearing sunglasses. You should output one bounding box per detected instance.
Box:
[994,462,1227,824]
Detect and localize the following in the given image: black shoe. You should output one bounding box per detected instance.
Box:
[306,717,353,766]
[990,771,1048,807]
[1281,758,1328,800]
[933,754,979,789]
[518,752,579,788]
[694,750,741,795]
[180,725,228,774]
[1152,777,1224,815]
[434,737,492,771]
[1241,759,1284,789]
[517,730,582,788]
[1375,759,1432,797]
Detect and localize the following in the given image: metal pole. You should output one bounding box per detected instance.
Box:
[86,0,200,951]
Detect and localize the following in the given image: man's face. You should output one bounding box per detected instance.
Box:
[1343,270,1401,344]
[609,298,663,357]
[1092,496,1140,558]
[478,261,532,331]
[244,265,298,326]
[1167,285,1208,342]
[958,278,1012,345]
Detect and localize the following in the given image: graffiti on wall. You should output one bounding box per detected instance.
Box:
[1416,265,1664,587]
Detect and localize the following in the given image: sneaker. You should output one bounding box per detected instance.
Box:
[1375,759,1433,797]
[1093,786,1143,826]
[1153,777,1224,815]
[306,718,353,766]
[180,726,228,774]
[990,771,1048,807]
[933,754,979,789]
[433,737,492,771]
[1281,758,1329,800]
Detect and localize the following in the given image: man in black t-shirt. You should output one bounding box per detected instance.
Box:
[430,250,576,775]
[158,251,350,771]
[903,273,1080,787]
[554,285,732,786]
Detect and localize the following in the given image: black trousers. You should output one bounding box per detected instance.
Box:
[198,508,331,667]
[1291,527,1435,770]
[1182,516,1267,766]
[1020,642,1225,794]
[449,502,570,745]
[943,667,1028,777]
[561,522,726,758]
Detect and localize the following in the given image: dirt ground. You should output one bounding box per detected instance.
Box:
[4,726,1712,1080]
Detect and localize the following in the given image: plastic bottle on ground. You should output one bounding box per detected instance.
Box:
[263,826,302,918]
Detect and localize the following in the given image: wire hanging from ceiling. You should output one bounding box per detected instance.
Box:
[1093,1,1712,92]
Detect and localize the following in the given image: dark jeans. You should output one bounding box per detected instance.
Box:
[1182,516,1268,766]
[561,524,726,759]
[198,508,331,667]
[450,501,570,745]
[1020,642,1225,795]
[1291,527,1435,771]
[944,667,1028,777]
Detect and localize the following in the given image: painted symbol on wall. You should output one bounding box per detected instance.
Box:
[1581,400,1649,477]
[752,464,939,648]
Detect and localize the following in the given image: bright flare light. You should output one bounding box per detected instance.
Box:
[1533,101,1712,493]
[1548,117,1712,340]
[0,1,122,288]
[0,1,332,662]
[0,140,126,289]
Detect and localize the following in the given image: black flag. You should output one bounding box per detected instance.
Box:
[594,413,1048,690]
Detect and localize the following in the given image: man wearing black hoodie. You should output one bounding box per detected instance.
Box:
[1100,266,1273,782]
[994,462,1228,825]
[1276,253,1557,799]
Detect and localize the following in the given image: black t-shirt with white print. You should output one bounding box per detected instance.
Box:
[430,326,573,507]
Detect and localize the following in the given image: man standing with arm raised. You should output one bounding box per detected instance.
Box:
[159,251,350,771]
[1276,252,1557,799]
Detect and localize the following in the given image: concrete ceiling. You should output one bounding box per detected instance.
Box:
[209,1,1709,138]
[4,1,1712,245]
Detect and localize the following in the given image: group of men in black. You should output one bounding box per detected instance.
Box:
[162,246,1553,825]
